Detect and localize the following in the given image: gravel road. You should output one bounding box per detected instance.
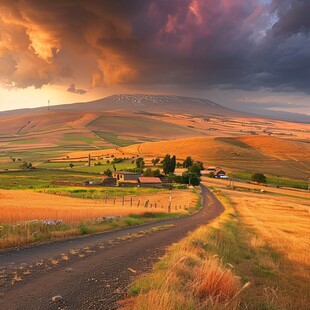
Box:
[0,184,224,310]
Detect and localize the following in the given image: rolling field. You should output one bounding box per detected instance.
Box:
[0,188,193,223]
[128,179,310,309]
[120,135,310,180]
[0,188,197,249]
[204,178,310,309]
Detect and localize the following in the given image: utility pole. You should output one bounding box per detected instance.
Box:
[48,99,50,111]
[168,190,172,213]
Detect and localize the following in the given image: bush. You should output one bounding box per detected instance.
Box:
[79,224,89,234]
[251,173,267,183]
[112,157,123,164]
[104,168,112,177]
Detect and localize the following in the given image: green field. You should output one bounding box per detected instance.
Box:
[94,131,136,147]
[88,115,196,137]
[231,171,308,190]
[0,170,102,190]
[36,186,162,199]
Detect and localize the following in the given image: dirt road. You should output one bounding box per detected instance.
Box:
[0,185,224,310]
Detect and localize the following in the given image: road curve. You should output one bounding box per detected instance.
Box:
[0,184,224,310]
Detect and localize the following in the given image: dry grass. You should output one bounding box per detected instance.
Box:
[127,179,309,309]
[0,189,196,249]
[206,178,310,271]
[0,189,194,224]
[64,135,310,162]
[124,190,245,310]
[204,178,310,309]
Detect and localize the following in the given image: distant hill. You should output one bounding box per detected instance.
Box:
[1,94,308,123]
[52,94,246,117]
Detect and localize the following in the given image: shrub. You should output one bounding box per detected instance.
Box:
[79,224,89,234]
[251,173,267,183]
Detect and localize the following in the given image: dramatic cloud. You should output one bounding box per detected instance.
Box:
[67,84,87,95]
[0,0,309,93]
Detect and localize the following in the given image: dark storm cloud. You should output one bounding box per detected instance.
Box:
[67,84,87,95]
[0,0,309,93]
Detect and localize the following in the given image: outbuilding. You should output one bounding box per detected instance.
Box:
[137,177,163,188]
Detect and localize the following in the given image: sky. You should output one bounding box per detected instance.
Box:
[0,0,309,116]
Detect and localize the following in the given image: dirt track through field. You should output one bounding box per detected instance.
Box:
[0,185,224,310]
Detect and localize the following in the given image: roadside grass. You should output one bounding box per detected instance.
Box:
[231,171,308,190]
[35,186,163,199]
[125,186,310,310]
[0,212,184,250]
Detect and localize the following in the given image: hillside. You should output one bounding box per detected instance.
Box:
[63,135,310,180]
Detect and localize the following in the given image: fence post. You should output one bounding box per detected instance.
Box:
[122,196,124,206]
[130,197,133,207]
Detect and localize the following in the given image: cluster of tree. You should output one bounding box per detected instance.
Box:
[162,154,176,174]
[20,162,34,169]
[10,157,21,162]
[183,156,194,168]
[163,155,203,186]
[143,168,161,177]
[112,157,123,164]
[136,157,145,169]
[251,173,267,183]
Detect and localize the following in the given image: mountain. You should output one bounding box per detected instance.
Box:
[52,94,246,117]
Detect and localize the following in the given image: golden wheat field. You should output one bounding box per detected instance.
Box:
[205,178,310,274]
[0,189,195,224]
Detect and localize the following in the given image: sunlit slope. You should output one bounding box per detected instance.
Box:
[121,135,310,179]
[0,112,99,135]
[236,135,310,161]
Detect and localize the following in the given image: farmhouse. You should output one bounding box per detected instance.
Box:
[112,171,141,185]
[201,166,217,176]
[138,177,163,188]
[214,169,229,179]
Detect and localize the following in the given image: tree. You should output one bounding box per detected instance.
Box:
[188,162,203,176]
[170,155,176,173]
[69,163,74,169]
[151,157,160,166]
[162,154,171,175]
[143,168,153,177]
[104,168,112,177]
[183,156,194,168]
[182,171,200,186]
[20,162,33,169]
[207,171,215,178]
[136,157,145,169]
[143,168,161,177]
[251,173,267,183]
